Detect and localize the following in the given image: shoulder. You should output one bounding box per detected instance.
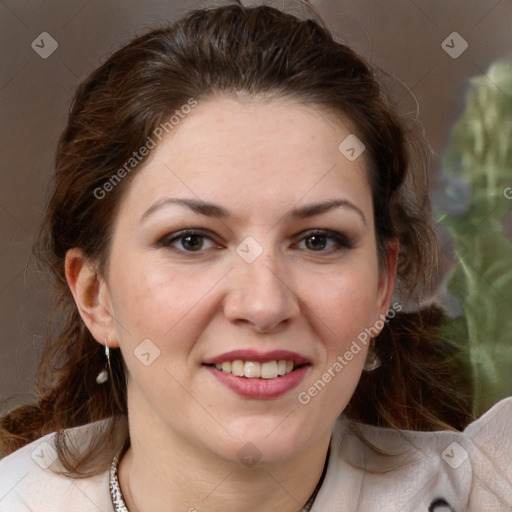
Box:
[0,420,113,512]
[312,397,512,512]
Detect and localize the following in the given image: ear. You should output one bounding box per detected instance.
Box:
[64,248,119,348]
[375,238,399,317]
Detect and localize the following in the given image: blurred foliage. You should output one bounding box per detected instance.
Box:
[439,57,512,417]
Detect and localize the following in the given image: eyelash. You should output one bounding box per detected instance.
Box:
[157,229,354,255]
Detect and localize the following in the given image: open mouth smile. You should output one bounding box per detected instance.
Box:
[203,350,311,399]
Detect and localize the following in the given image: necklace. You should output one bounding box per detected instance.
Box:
[110,442,329,512]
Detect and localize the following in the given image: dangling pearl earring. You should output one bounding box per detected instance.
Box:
[96,338,111,384]
[363,338,381,372]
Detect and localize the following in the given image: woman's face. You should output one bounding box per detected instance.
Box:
[100,96,396,464]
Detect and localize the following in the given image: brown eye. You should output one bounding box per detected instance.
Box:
[298,230,353,253]
[305,234,328,251]
[181,234,204,251]
[158,229,220,253]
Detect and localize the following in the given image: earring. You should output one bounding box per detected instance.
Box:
[96,338,111,384]
[363,339,381,372]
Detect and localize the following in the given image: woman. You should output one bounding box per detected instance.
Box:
[0,3,510,511]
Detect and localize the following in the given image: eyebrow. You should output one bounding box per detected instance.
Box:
[140,197,366,225]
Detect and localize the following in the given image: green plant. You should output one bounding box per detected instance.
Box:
[440,57,512,416]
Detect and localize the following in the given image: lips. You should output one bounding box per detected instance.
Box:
[203,349,311,399]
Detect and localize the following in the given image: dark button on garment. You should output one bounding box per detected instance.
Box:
[429,497,456,511]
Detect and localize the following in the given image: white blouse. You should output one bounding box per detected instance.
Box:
[1,396,511,511]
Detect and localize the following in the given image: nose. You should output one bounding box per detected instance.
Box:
[223,251,300,333]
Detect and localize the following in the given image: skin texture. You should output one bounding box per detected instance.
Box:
[65,95,398,512]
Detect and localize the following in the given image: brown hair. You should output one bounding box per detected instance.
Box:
[0,2,473,474]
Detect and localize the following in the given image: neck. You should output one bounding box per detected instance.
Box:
[117,406,332,512]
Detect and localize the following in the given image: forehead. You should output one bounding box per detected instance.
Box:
[118,96,372,222]
[161,95,362,168]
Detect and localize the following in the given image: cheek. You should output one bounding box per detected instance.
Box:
[295,271,375,417]
[300,261,380,345]
[108,257,213,346]
[107,261,216,400]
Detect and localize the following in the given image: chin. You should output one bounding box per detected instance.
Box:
[208,417,311,466]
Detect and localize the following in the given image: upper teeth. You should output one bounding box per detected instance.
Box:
[214,360,294,379]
